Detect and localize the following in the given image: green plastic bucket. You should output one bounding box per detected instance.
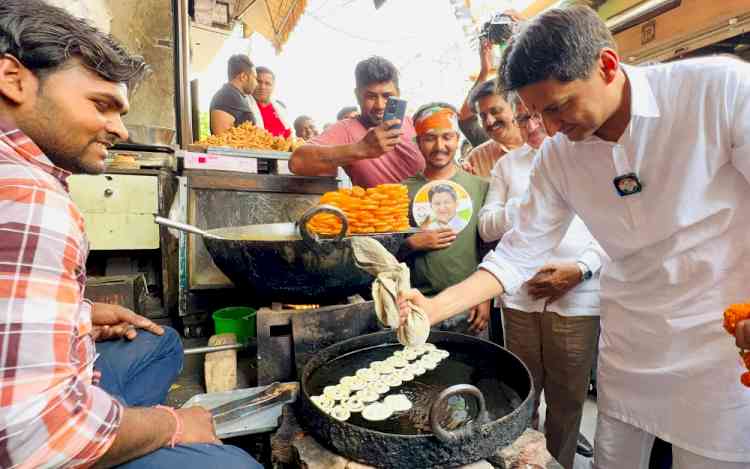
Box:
[212,306,256,344]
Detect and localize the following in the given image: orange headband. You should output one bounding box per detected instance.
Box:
[414,107,458,136]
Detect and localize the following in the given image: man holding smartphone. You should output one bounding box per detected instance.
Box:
[289,56,424,188]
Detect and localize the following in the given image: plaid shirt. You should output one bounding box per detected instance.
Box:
[0,123,122,468]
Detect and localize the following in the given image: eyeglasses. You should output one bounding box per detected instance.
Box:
[515,113,542,127]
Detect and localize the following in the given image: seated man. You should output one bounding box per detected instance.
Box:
[289,56,424,188]
[398,103,490,335]
[294,115,318,141]
[478,90,603,468]
[0,2,260,467]
[250,66,292,138]
[462,79,523,179]
[209,54,258,135]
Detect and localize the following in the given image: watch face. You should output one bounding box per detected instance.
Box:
[613,173,643,197]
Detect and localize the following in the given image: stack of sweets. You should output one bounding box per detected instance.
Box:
[307,184,410,235]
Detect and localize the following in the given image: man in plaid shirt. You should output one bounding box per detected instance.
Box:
[0,1,261,468]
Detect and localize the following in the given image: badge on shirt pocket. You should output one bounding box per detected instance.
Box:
[613,173,643,197]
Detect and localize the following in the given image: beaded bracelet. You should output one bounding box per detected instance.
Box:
[155,405,182,448]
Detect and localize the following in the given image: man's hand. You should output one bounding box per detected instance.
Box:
[461,158,477,175]
[736,320,750,350]
[406,228,457,251]
[526,262,582,304]
[468,300,491,334]
[355,119,403,159]
[479,38,494,76]
[175,407,221,445]
[91,303,164,341]
[398,288,436,327]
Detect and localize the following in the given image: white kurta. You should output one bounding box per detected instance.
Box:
[479,57,750,462]
[479,143,604,316]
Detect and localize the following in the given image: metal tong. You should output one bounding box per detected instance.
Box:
[209,382,295,425]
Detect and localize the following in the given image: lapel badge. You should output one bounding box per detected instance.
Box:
[613,173,643,197]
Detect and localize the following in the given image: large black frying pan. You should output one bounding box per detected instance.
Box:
[298,330,534,468]
[154,205,415,302]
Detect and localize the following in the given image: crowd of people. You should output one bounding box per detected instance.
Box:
[1,1,750,468]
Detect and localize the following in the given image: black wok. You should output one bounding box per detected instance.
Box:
[298,330,534,468]
[154,206,414,302]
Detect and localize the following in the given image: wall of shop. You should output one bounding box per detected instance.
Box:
[49,0,176,132]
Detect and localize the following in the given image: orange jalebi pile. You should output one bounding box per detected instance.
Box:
[307,184,410,235]
[723,303,750,387]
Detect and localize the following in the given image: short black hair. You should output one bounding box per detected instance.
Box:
[500,5,616,92]
[228,54,254,80]
[428,183,458,203]
[412,102,457,123]
[470,79,500,110]
[0,0,148,89]
[294,115,312,133]
[256,66,274,79]
[336,106,358,121]
[355,56,399,91]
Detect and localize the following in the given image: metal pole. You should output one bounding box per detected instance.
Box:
[172,0,193,148]
[184,343,249,355]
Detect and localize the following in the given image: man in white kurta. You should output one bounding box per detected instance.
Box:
[401,5,750,467]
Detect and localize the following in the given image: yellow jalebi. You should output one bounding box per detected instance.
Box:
[198,122,304,152]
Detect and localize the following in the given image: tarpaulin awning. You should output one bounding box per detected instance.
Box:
[237,0,308,53]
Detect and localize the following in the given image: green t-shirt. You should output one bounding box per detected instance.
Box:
[403,168,489,296]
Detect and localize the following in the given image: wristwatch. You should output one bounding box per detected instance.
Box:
[576,261,592,281]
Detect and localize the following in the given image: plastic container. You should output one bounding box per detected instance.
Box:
[212,306,256,344]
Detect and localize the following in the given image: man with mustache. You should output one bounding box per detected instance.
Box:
[461,79,524,179]
[397,103,490,335]
[249,66,292,138]
[0,1,261,467]
[289,56,424,188]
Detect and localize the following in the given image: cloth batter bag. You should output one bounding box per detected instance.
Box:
[351,237,429,346]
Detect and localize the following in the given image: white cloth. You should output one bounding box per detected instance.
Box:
[593,412,750,469]
[247,96,292,132]
[478,143,604,316]
[350,237,429,346]
[479,57,750,462]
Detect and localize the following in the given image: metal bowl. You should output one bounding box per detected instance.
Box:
[127,124,175,145]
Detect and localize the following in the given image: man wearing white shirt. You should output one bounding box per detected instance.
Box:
[401,5,750,468]
[479,91,603,468]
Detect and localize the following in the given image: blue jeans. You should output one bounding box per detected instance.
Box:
[96,327,262,469]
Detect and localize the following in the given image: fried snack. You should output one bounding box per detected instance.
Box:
[723,304,750,387]
[197,122,304,152]
[724,303,750,335]
[306,183,412,235]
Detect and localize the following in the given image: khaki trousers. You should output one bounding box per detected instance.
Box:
[503,308,600,469]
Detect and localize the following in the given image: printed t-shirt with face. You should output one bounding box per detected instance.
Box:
[310,117,425,188]
[403,169,489,296]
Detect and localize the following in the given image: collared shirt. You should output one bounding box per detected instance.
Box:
[479,143,603,316]
[256,101,291,138]
[0,124,122,467]
[480,57,750,461]
[310,117,425,188]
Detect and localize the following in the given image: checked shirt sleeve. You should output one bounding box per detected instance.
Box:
[0,173,122,468]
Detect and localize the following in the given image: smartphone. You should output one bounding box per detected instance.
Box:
[382,97,407,129]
